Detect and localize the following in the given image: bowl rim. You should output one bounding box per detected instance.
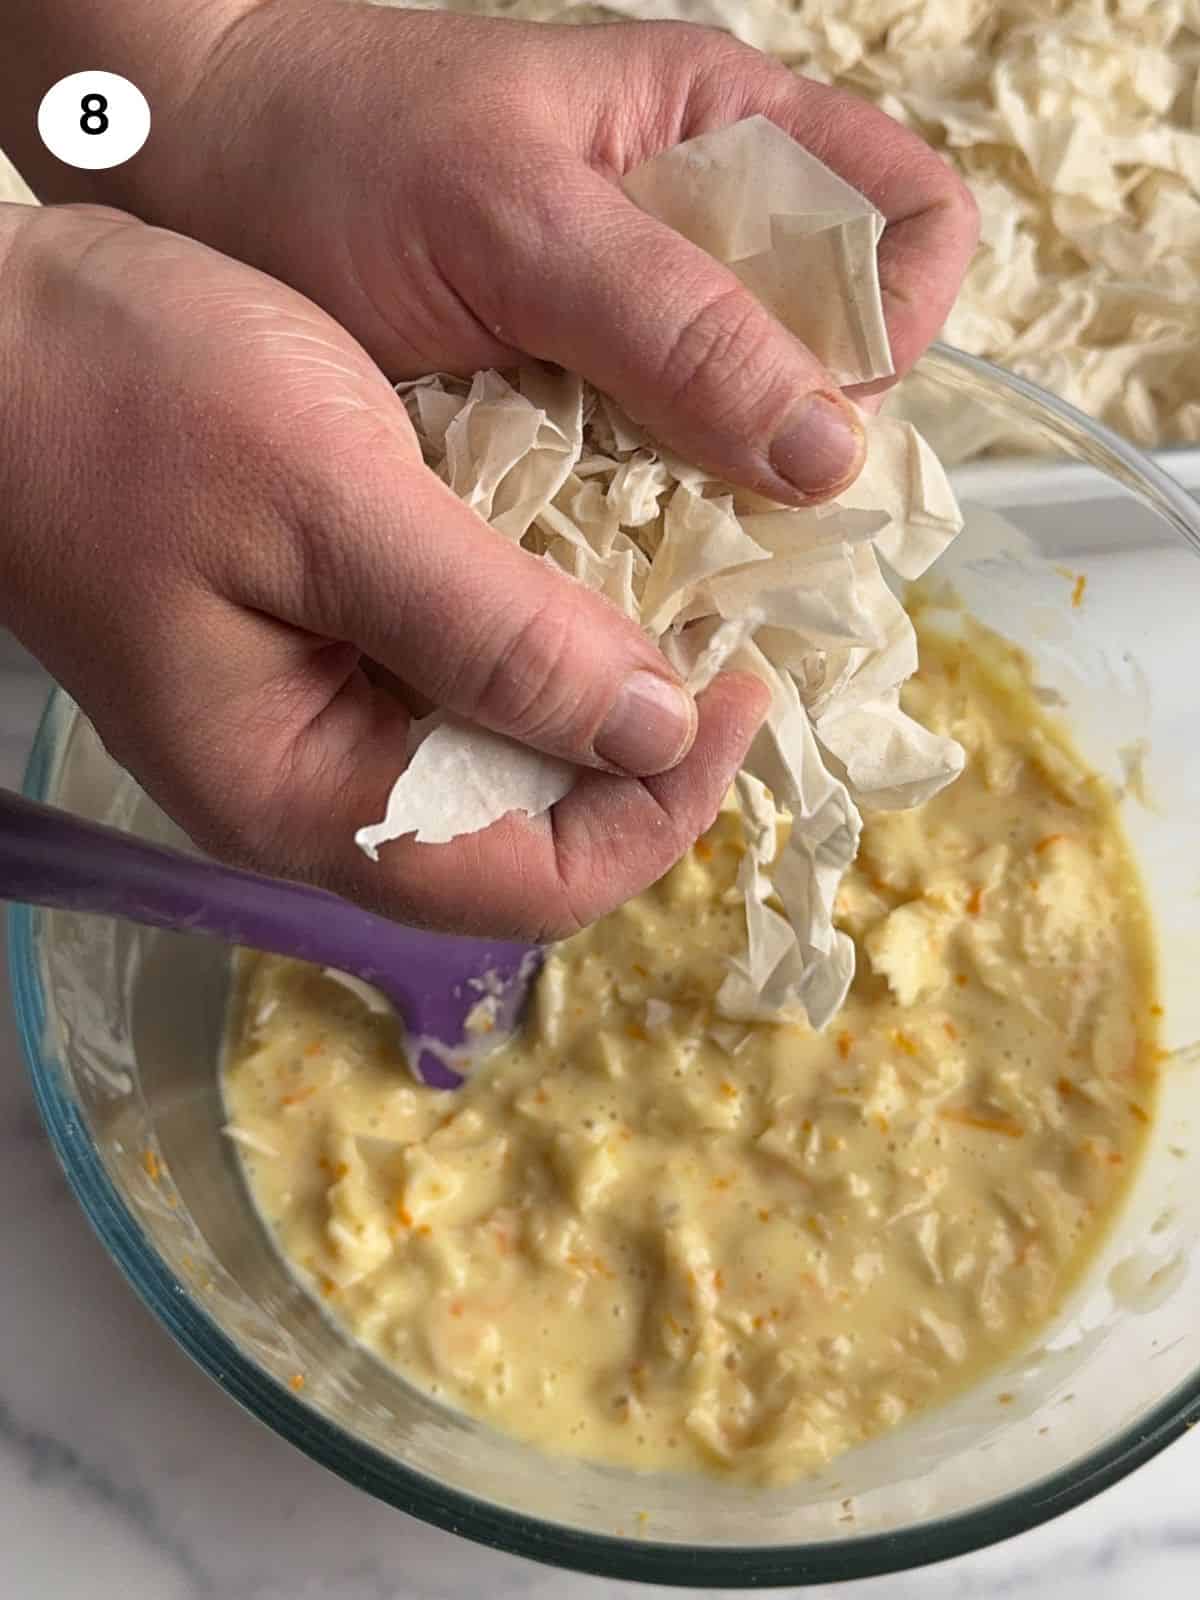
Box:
[10,343,1200,1587]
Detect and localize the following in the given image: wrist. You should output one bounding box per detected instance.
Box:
[0,202,45,617]
[0,199,36,271]
[0,202,139,620]
[99,0,419,277]
[98,0,274,219]
[0,0,267,212]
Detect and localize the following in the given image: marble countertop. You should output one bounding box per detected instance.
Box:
[3,630,1199,1600]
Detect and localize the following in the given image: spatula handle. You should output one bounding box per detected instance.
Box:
[0,788,533,1022]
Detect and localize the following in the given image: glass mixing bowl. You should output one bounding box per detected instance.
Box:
[9,346,1200,1587]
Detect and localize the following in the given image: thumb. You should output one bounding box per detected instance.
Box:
[288,459,698,778]
[476,163,866,506]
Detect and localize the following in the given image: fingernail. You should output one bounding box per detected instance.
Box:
[595,671,698,776]
[769,391,865,498]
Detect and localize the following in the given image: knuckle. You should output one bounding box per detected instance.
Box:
[289,481,364,631]
[902,146,980,245]
[459,600,587,744]
[660,286,759,400]
[668,21,759,77]
[527,877,589,944]
[543,821,599,942]
[658,286,796,434]
[264,441,397,638]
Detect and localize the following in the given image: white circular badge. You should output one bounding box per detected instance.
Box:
[37,72,151,171]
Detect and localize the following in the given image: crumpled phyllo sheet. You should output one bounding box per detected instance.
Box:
[357,116,965,1029]
[622,115,893,387]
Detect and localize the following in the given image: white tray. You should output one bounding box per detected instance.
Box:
[950,446,1200,507]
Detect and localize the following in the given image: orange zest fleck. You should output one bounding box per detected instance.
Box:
[757,1208,771,1223]
[836,1030,854,1060]
[1034,833,1066,854]
[1071,573,1087,608]
[394,1203,413,1227]
[955,973,969,988]
[694,839,714,862]
[892,1029,919,1056]
[1128,1101,1150,1124]
[939,1106,1024,1138]
[712,1175,732,1191]
[288,1373,306,1392]
[304,1039,325,1057]
[1056,1076,1074,1098]
[1150,1003,1164,1018]
[141,1148,161,1182]
[626,1023,648,1042]
[449,1300,464,1318]
[965,885,984,916]
[1080,1137,1123,1166]
[713,1269,726,1292]
[280,1085,316,1108]
[631,962,649,977]
[718,1080,737,1099]
[943,1021,959,1041]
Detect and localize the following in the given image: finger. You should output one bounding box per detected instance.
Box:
[236,451,700,779]
[730,59,980,384]
[446,158,866,507]
[276,669,771,940]
[542,669,771,935]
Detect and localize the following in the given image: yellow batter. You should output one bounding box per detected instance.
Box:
[222,615,1160,1485]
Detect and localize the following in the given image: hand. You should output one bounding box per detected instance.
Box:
[0,203,767,938]
[100,4,979,502]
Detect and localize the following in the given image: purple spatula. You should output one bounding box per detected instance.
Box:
[0,788,541,1088]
